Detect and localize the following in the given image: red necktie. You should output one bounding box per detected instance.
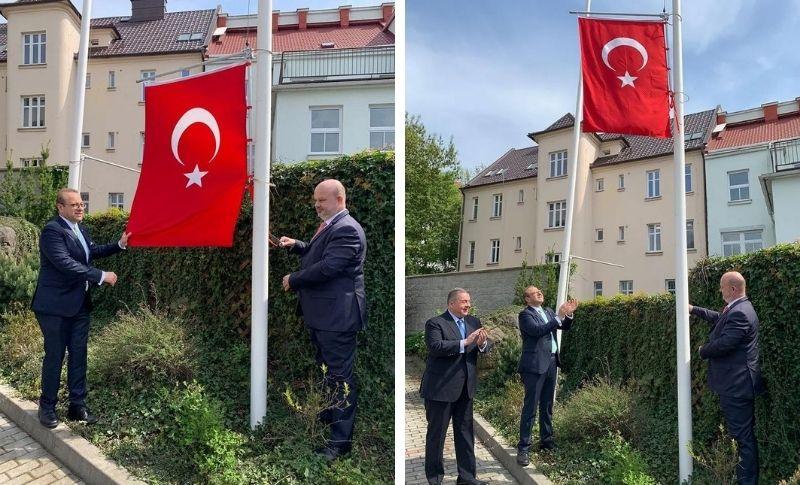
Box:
[722,305,729,315]
[312,221,327,240]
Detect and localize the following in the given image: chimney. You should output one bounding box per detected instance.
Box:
[339,5,351,28]
[762,102,778,123]
[216,14,227,28]
[381,3,393,23]
[272,11,279,32]
[716,112,726,125]
[129,0,165,22]
[297,8,308,30]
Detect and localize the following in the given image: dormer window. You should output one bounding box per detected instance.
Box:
[177,33,191,41]
[321,42,335,49]
[189,33,204,41]
[90,39,99,46]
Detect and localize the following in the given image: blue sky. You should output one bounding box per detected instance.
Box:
[407,0,800,172]
[80,0,381,18]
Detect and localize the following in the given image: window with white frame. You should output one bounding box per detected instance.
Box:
[181,69,191,77]
[618,225,626,242]
[85,72,91,89]
[518,189,524,204]
[22,32,46,65]
[618,173,625,190]
[489,239,500,264]
[686,219,695,250]
[80,192,89,214]
[467,241,475,265]
[81,133,90,148]
[685,164,693,193]
[728,170,750,202]
[21,96,45,128]
[140,70,156,102]
[310,107,341,154]
[546,252,562,264]
[595,228,604,241]
[514,236,522,251]
[722,230,762,257]
[666,279,676,294]
[596,178,604,192]
[107,131,116,150]
[471,197,478,220]
[547,200,567,228]
[647,169,661,198]
[20,158,42,167]
[108,192,124,209]
[647,223,662,252]
[549,150,567,178]
[139,132,145,163]
[369,105,394,150]
[492,193,503,218]
[594,281,603,297]
[619,280,633,295]
[108,70,116,89]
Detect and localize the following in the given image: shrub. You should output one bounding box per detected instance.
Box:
[0,216,40,314]
[599,431,657,485]
[555,377,637,443]
[405,331,426,359]
[779,465,800,485]
[0,306,43,398]
[283,364,352,446]
[689,425,739,485]
[513,259,562,308]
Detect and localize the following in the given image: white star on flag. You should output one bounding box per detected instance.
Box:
[184,164,208,188]
[617,70,638,88]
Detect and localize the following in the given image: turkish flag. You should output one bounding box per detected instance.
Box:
[127,63,248,247]
[579,18,671,138]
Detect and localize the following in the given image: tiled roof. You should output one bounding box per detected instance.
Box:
[0,25,6,62]
[207,23,394,56]
[464,147,538,188]
[707,114,800,151]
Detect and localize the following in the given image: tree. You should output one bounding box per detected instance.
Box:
[405,115,463,275]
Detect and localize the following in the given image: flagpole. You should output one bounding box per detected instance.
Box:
[68,0,92,189]
[671,0,693,480]
[250,0,272,429]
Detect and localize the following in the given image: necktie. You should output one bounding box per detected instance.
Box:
[535,307,558,354]
[72,224,89,263]
[722,305,730,315]
[312,221,327,240]
[456,318,466,339]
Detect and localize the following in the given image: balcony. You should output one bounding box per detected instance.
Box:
[277,45,395,85]
[771,138,800,172]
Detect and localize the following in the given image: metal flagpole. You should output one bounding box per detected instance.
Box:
[671,0,693,480]
[250,0,272,429]
[68,0,92,189]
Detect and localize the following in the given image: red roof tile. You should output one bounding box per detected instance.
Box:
[708,114,800,151]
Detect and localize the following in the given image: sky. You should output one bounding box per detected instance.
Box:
[407,0,800,172]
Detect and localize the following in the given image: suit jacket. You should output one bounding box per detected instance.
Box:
[517,306,573,374]
[419,312,485,402]
[288,210,367,333]
[691,298,764,399]
[31,217,122,318]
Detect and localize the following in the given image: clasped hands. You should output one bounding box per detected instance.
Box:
[557,299,579,318]
[464,328,489,347]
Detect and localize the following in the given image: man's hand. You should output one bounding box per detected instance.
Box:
[475,328,489,347]
[558,299,579,318]
[688,304,694,312]
[103,271,118,286]
[282,274,291,291]
[279,236,296,248]
[119,232,131,249]
[464,328,483,346]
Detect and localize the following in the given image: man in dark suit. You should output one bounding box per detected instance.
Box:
[516,286,577,466]
[280,179,367,461]
[690,271,763,485]
[31,188,128,428]
[420,288,489,485]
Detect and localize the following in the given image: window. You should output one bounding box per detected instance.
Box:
[492,193,503,218]
[471,197,478,220]
[310,107,341,154]
[467,241,475,265]
[90,38,99,46]
[647,170,661,198]
[647,223,662,252]
[80,192,90,213]
[596,178,604,192]
[108,192,124,209]
[518,189,524,204]
[20,158,42,167]
[21,96,45,128]
[108,70,116,89]
[619,280,634,295]
[181,69,191,77]
[666,279,676,294]
[685,164,693,193]
[85,72,91,89]
[107,132,116,150]
[595,228,604,241]
[22,32,46,65]
[140,70,156,102]
[549,150,567,178]
[722,230,763,257]
[728,170,750,202]
[81,133,90,147]
[686,220,695,250]
[546,252,562,264]
[618,225,626,242]
[139,132,145,163]
[369,105,394,150]
[514,236,522,251]
[189,33,204,41]
[547,200,567,228]
[177,33,191,41]
[489,239,500,264]
[618,173,625,190]
[594,281,603,297]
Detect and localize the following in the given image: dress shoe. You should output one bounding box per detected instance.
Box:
[314,445,348,462]
[456,478,488,485]
[67,406,98,425]
[38,408,58,429]
[517,449,530,466]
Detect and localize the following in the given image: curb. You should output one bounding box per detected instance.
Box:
[473,412,553,485]
[0,383,145,485]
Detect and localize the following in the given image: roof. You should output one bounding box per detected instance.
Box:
[207,23,394,56]
[464,147,539,188]
[707,113,800,151]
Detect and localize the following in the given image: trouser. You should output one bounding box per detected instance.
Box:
[308,329,358,450]
[719,395,759,485]
[517,354,557,453]
[424,382,477,484]
[36,301,91,411]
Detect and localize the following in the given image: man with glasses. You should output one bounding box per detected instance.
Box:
[31,188,129,428]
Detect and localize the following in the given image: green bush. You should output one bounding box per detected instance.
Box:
[599,431,657,485]
[405,331,426,358]
[0,306,43,399]
[689,425,739,485]
[283,364,352,446]
[0,164,68,227]
[513,258,562,308]
[0,216,40,314]
[555,377,638,443]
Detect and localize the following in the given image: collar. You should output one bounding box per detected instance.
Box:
[59,215,79,232]
[529,305,544,312]
[725,296,747,309]
[324,209,348,226]
[447,310,466,323]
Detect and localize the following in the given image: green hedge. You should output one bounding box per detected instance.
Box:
[561,243,800,482]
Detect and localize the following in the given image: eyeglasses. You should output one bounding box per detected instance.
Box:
[59,202,86,209]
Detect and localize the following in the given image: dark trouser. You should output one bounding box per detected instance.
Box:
[424,383,477,485]
[719,395,758,485]
[517,354,557,453]
[309,329,358,451]
[35,303,91,411]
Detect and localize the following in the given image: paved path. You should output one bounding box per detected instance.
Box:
[0,412,83,485]
[406,357,517,484]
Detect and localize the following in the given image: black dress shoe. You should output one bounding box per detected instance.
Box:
[314,445,348,462]
[67,406,98,425]
[38,408,58,429]
[517,450,530,466]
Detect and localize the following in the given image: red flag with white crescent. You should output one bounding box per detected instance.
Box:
[579,18,671,138]
[126,63,248,246]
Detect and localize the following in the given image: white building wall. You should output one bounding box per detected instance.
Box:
[772,176,800,243]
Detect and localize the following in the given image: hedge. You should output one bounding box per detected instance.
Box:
[561,243,800,482]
